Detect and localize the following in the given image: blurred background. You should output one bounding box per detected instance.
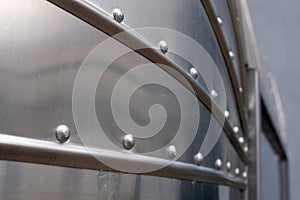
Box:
[247,0,300,199]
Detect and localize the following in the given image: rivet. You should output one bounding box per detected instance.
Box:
[215,159,222,170]
[239,87,243,93]
[244,145,249,153]
[210,90,218,99]
[112,8,124,23]
[167,145,177,159]
[224,110,230,119]
[235,168,240,175]
[158,40,168,54]
[238,137,245,144]
[242,171,248,179]
[229,51,235,59]
[123,134,135,150]
[217,17,223,26]
[226,162,232,172]
[189,67,198,79]
[194,152,204,166]
[233,126,239,134]
[55,124,71,143]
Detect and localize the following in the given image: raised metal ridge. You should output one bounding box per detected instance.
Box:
[201,0,249,140]
[0,133,246,189]
[46,0,248,163]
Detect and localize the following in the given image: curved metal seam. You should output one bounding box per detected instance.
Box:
[201,0,248,140]
[46,0,248,163]
[0,133,246,189]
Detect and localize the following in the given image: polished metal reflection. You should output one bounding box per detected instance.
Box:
[158,40,168,54]
[233,126,239,134]
[123,134,135,150]
[194,152,204,166]
[189,67,198,80]
[226,162,232,172]
[235,168,240,175]
[238,137,245,144]
[224,110,230,119]
[215,159,222,170]
[210,90,218,99]
[229,51,235,59]
[217,17,223,26]
[55,125,70,143]
[167,145,177,159]
[112,8,124,23]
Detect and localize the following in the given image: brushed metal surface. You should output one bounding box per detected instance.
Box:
[0,0,247,199]
[0,160,242,200]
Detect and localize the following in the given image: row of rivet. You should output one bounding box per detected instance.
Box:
[217,16,244,95]
[55,125,247,178]
[111,9,244,101]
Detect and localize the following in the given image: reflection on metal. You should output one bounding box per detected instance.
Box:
[46,0,249,164]
[167,145,177,160]
[226,162,232,172]
[224,110,230,119]
[229,50,235,59]
[55,125,71,144]
[215,159,223,170]
[201,0,248,140]
[194,153,204,166]
[0,133,246,189]
[242,171,247,179]
[123,134,135,150]
[210,90,218,99]
[217,17,223,26]
[158,40,168,54]
[233,126,239,134]
[238,137,244,144]
[112,8,124,23]
[189,67,199,80]
[234,168,240,175]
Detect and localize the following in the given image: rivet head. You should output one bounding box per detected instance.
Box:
[244,145,249,153]
[224,110,230,119]
[239,87,243,93]
[194,153,204,166]
[167,145,177,159]
[226,162,232,172]
[123,134,135,150]
[215,159,222,170]
[158,40,168,54]
[242,171,248,179]
[233,126,239,134]
[55,125,71,143]
[189,67,198,79]
[238,137,245,144]
[217,17,223,26]
[229,51,235,59]
[112,8,124,23]
[210,90,218,99]
[235,168,240,175]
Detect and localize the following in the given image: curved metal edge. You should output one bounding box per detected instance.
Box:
[0,133,246,190]
[201,0,248,140]
[46,0,248,164]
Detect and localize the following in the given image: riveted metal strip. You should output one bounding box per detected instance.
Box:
[46,0,248,164]
[0,133,247,189]
[201,0,248,140]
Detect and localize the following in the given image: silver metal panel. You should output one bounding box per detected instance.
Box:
[0,0,247,185]
[0,160,243,200]
[87,0,244,136]
[210,0,241,86]
[200,0,247,139]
